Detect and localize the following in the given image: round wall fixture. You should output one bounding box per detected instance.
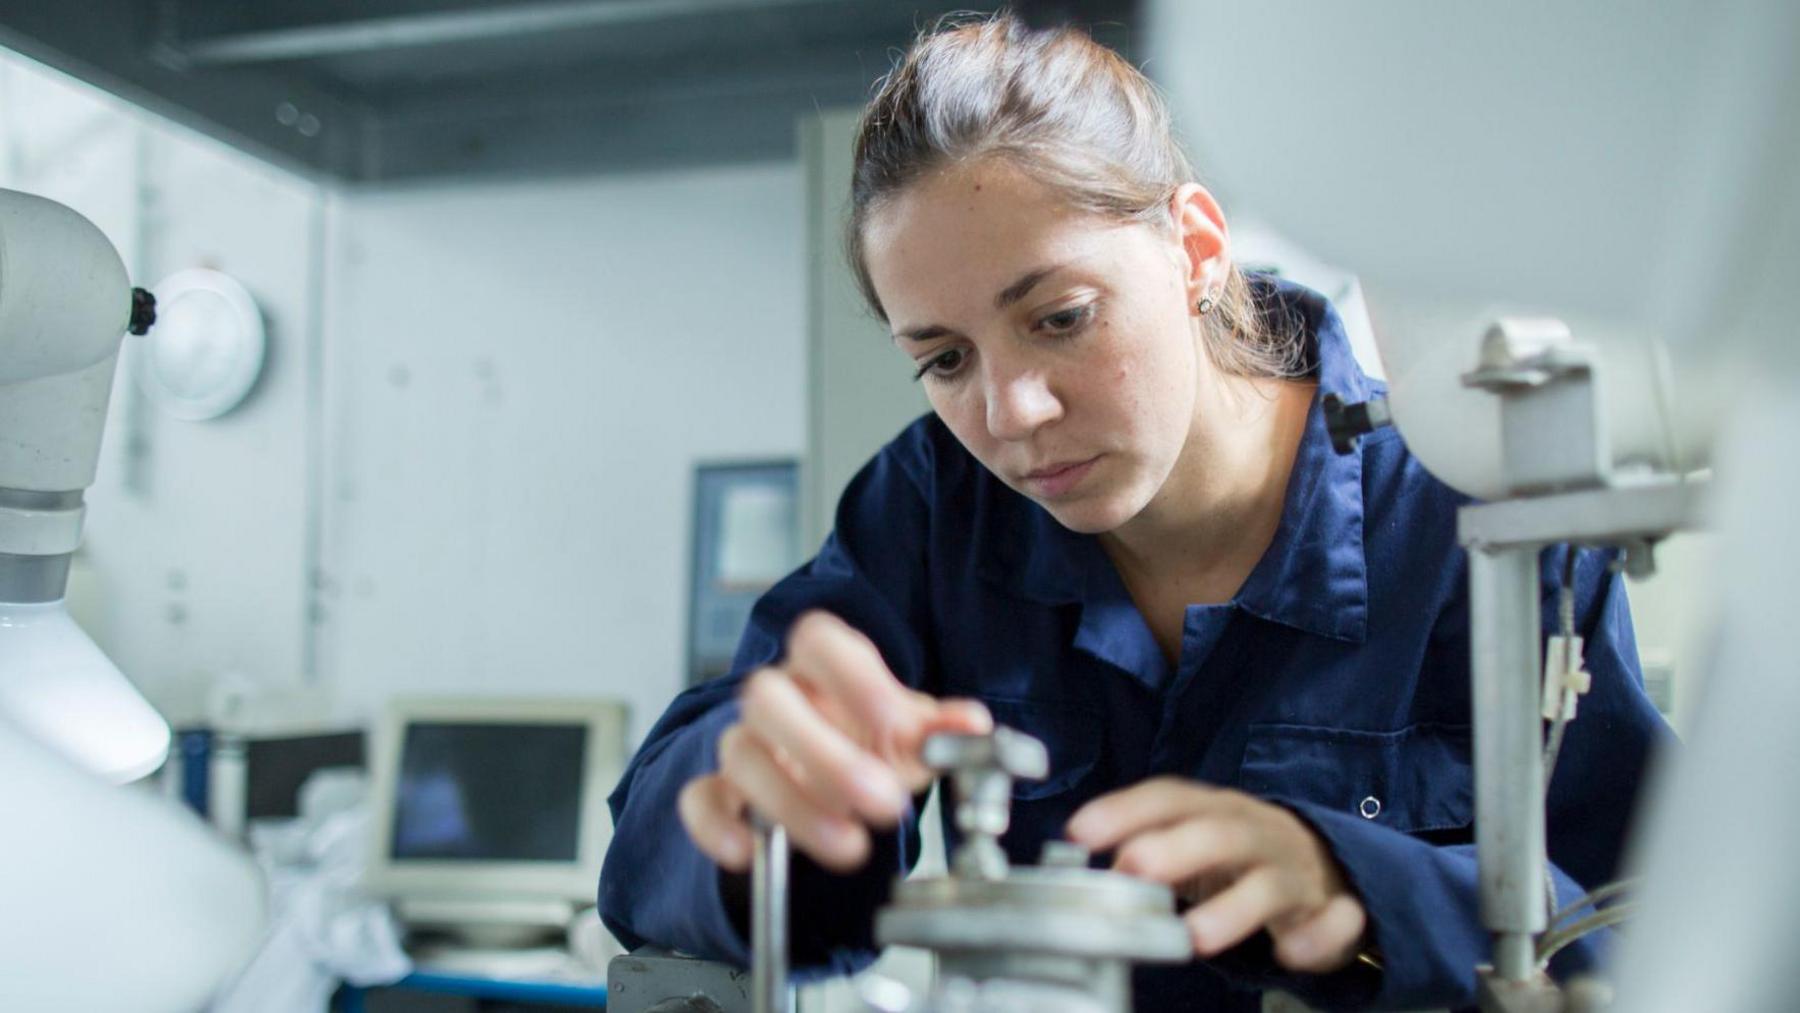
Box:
[133,268,266,421]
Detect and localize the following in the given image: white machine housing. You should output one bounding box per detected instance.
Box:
[0,187,168,782]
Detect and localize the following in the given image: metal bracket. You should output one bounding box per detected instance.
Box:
[1458,478,1710,554]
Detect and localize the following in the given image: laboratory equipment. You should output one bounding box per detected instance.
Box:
[166,724,366,839]
[365,695,630,951]
[0,186,265,1011]
[1150,1,1798,1008]
[749,727,1192,1013]
[0,187,168,782]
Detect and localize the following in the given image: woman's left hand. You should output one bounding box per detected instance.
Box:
[1066,777,1367,974]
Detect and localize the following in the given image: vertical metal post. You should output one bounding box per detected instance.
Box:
[1468,544,1547,981]
[752,818,792,1013]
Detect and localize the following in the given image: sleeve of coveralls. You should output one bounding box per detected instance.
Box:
[598,435,944,979]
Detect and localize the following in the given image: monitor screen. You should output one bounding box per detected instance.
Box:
[391,721,588,863]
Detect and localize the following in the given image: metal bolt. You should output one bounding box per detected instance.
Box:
[924,728,1049,880]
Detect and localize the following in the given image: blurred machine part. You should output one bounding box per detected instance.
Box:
[0,187,168,783]
[0,185,267,1010]
[0,715,265,1012]
[1150,1,1799,1009]
[741,728,1191,1013]
[875,730,1191,1013]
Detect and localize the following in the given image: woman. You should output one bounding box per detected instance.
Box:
[601,14,1666,1010]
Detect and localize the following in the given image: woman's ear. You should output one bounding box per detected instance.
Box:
[1167,183,1231,311]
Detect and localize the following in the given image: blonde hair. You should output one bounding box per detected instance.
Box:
[848,11,1303,379]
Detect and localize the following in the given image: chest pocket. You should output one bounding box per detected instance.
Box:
[978,696,1102,800]
[1238,722,1474,834]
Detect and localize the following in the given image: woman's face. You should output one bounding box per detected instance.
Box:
[862,158,1227,534]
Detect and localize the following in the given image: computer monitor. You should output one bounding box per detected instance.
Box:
[365,696,629,947]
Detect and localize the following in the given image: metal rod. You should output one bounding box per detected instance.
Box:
[752,818,791,1013]
[1468,543,1547,981]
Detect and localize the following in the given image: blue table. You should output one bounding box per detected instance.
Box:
[335,971,606,1011]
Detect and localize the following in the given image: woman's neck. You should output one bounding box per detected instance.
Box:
[1101,370,1317,602]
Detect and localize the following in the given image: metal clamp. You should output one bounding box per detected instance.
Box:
[922,728,1048,880]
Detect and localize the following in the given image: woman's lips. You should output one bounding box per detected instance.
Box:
[1023,456,1100,498]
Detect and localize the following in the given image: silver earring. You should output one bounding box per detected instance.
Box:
[1197,294,1216,315]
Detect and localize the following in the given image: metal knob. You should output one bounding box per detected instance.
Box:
[923,728,1048,881]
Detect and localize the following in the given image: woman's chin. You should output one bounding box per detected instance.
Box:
[1039,494,1140,535]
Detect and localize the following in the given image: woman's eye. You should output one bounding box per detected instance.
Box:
[1038,304,1094,335]
[913,347,967,382]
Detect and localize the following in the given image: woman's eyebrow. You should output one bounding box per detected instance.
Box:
[895,263,1068,343]
[995,264,1065,310]
[895,324,954,345]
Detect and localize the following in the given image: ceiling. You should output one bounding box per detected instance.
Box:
[0,0,1139,185]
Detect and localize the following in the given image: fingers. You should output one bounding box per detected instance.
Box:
[718,724,870,872]
[1271,894,1367,973]
[1184,865,1295,957]
[739,667,909,824]
[683,610,997,877]
[1065,776,1227,850]
[782,611,990,789]
[1068,782,1367,973]
[785,611,928,746]
[1113,816,1256,886]
[924,697,995,736]
[677,773,752,872]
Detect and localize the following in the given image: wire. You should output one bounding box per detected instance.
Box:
[1539,546,1584,922]
[1537,903,1638,966]
[1549,878,1640,930]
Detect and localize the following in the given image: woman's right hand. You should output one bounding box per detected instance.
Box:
[677,610,993,874]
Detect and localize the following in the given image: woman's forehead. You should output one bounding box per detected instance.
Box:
[865,161,1135,320]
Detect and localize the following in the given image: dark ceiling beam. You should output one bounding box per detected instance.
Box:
[365,82,811,181]
[174,0,832,66]
[0,0,370,181]
[373,44,882,120]
[362,50,877,181]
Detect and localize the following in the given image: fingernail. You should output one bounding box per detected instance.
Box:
[1188,914,1216,952]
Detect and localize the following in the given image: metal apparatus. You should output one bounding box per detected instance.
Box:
[0,186,266,1013]
[872,729,1192,1013]
[1456,321,1707,1011]
[1328,319,1709,1012]
[743,727,1191,1013]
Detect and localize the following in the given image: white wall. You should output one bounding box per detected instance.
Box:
[316,166,805,739]
[2,49,805,742]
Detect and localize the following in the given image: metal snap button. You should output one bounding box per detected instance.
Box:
[1359,796,1382,819]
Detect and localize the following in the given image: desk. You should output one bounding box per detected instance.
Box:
[335,971,606,1012]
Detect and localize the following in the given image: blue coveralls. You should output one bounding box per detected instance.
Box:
[600,277,1670,1011]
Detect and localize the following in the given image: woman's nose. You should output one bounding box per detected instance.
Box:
[984,366,1062,441]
